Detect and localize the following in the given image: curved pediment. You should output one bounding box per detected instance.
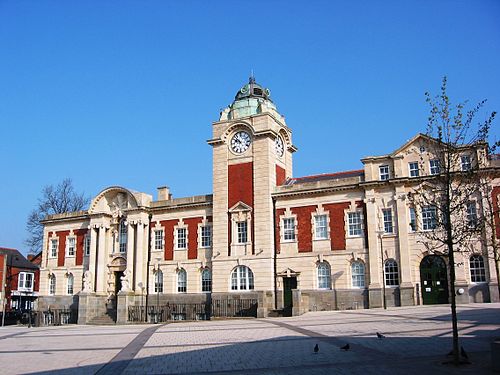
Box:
[89,186,139,216]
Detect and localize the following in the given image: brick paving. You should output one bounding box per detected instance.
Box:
[0,303,498,374]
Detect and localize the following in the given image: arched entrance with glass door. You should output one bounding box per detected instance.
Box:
[420,255,449,304]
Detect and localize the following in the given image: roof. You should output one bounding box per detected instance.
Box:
[284,169,365,185]
[0,247,39,270]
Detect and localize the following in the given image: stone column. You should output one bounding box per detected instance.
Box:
[125,222,135,291]
[395,190,415,306]
[365,194,383,308]
[96,225,107,293]
[88,226,98,293]
[134,220,146,292]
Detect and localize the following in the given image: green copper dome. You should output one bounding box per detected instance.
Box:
[234,76,273,102]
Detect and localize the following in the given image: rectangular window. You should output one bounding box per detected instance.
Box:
[84,235,90,256]
[422,206,437,230]
[177,228,187,249]
[429,159,440,175]
[50,239,58,258]
[315,215,328,239]
[409,207,417,232]
[283,218,295,241]
[382,209,393,233]
[409,162,419,177]
[154,230,164,250]
[67,237,75,257]
[461,155,471,171]
[237,222,248,244]
[466,202,478,228]
[201,226,212,247]
[379,165,390,181]
[348,212,363,236]
[18,272,34,292]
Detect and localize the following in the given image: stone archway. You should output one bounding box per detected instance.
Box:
[107,256,127,308]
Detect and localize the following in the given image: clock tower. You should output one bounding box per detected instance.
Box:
[208,77,296,293]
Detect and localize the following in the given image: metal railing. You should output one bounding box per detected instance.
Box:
[34,309,78,326]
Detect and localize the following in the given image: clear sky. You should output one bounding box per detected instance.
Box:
[1,0,499,254]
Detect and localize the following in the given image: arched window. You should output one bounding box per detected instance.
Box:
[317,262,331,289]
[119,219,127,253]
[352,262,365,288]
[49,275,56,295]
[384,259,399,286]
[470,255,486,282]
[201,268,212,292]
[231,266,254,291]
[155,270,163,293]
[67,274,74,295]
[177,269,187,293]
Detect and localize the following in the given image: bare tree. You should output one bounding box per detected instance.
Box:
[408,77,497,365]
[26,179,90,253]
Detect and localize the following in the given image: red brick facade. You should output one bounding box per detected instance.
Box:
[276,165,286,186]
[161,220,177,261]
[291,206,317,252]
[56,230,70,267]
[324,202,350,250]
[185,217,203,260]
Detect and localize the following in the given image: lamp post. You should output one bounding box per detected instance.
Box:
[376,230,387,310]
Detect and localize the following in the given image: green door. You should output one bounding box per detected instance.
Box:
[420,256,449,304]
[283,277,297,316]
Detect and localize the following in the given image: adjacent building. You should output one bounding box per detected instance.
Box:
[37,78,500,323]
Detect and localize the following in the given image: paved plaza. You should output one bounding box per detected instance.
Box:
[0,303,499,374]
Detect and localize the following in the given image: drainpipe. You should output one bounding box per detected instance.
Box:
[145,213,152,322]
[272,197,278,310]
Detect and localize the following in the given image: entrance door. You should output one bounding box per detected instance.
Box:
[283,277,297,316]
[420,256,449,304]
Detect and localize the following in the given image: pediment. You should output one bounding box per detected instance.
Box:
[391,133,444,158]
[229,201,252,213]
[277,268,300,277]
[89,186,139,216]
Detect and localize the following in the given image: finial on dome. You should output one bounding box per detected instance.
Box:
[249,69,256,84]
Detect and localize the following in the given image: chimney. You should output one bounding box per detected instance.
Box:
[157,186,170,201]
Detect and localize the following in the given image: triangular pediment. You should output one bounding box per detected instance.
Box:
[390,133,445,158]
[277,267,300,277]
[229,201,252,213]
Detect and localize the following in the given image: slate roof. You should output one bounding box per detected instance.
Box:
[284,169,365,185]
[0,247,39,270]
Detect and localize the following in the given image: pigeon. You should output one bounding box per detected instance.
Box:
[376,332,385,339]
[340,343,350,351]
[314,344,319,353]
[460,346,468,360]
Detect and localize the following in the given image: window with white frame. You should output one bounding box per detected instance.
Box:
[461,155,471,171]
[470,255,486,282]
[409,162,419,177]
[348,212,363,236]
[177,228,187,249]
[422,206,437,230]
[231,265,254,290]
[201,268,212,292]
[18,272,34,292]
[84,234,90,256]
[466,201,478,228]
[67,274,74,295]
[429,159,440,175]
[384,259,399,286]
[351,262,365,288]
[409,207,417,232]
[283,217,296,241]
[317,262,331,289]
[237,221,248,244]
[177,269,187,292]
[50,239,58,258]
[67,237,76,257]
[379,165,390,181]
[154,230,164,251]
[49,275,56,295]
[155,270,163,293]
[382,209,393,234]
[201,226,212,247]
[314,214,328,239]
[119,219,127,253]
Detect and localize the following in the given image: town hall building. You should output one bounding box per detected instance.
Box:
[37,78,500,323]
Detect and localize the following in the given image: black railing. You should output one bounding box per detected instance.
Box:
[128,299,258,323]
[34,309,78,326]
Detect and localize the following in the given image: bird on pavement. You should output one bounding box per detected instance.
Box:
[376,332,385,339]
[460,346,468,360]
[340,343,350,351]
[314,344,319,354]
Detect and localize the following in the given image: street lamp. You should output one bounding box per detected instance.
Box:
[376,230,387,310]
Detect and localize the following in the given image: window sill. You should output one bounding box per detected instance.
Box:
[174,248,187,251]
[313,238,329,242]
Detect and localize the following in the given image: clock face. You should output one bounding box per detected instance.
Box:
[231,131,251,154]
[275,135,284,157]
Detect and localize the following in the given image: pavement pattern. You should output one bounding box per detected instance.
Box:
[0,303,498,374]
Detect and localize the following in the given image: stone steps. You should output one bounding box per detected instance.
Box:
[87,310,117,325]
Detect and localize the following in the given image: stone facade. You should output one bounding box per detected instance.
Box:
[38,78,500,323]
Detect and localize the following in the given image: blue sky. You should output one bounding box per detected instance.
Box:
[1,0,499,254]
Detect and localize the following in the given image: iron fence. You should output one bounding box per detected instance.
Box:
[34,309,78,326]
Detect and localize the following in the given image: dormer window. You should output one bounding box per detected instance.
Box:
[379,165,390,181]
